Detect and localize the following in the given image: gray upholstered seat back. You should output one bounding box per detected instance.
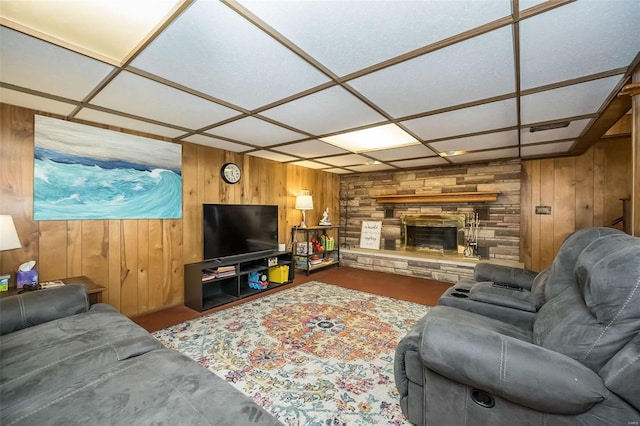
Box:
[533,232,640,372]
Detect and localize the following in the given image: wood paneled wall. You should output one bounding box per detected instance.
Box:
[520,138,632,271]
[0,103,339,316]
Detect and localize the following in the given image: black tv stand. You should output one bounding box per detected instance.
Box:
[184,250,294,312]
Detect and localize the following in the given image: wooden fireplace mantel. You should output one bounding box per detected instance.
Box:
[374,191,500,204]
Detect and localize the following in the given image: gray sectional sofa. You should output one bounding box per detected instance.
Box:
[395,227,640,425]
[0,285,282,426]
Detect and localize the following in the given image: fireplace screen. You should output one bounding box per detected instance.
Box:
[401,214,465,254]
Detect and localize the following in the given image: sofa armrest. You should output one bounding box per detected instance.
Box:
[0,284,89,335]
[419,308,608,415]
[474,262,538,291]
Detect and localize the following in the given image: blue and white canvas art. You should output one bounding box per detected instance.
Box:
[34,115,182,220]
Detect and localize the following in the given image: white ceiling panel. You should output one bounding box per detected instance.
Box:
[519,1,547,11]
[260,86,385,135]
[348,26,515,118]
[521,75,623,124]
[320,154,371,167]
[347,163,395,173]
[91,71,240,129]
[402,99,517,141]
[183,134,252,152]
[430,130,518,154]
[0,88,77,116]
[447,147,520,163]
[247,150,298,162]
[289,160,328,170]
[0,27,114,100]
[206,117,306,147]
[131,1,330,110]
[75,108,186,139]
[521,118,591,145]
[323,168,353,175]
[520,1,640,90]
[238,0,511,77]
[366,144,436,162]
[390,157,449,168]
[521,141,575,157]
[271,140,348,158]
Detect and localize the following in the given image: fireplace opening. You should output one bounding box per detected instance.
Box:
[401,214,465,254]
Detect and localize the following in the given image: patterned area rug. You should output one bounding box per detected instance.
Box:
[153,281,429,425]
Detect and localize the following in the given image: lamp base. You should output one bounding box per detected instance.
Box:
[300,210,308,228]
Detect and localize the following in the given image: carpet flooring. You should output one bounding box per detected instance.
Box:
[152,281,429,425]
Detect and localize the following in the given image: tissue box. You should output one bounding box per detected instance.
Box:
[16,270,38,289]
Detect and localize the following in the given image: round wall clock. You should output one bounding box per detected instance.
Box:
[221,162,241,184]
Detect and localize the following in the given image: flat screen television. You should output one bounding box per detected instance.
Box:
[203,204,278,260]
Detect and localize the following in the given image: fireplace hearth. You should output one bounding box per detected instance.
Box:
[401,214,466,254]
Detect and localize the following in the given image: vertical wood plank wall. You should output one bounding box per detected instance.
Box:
[0,103,339,316]
[520,138,632,271]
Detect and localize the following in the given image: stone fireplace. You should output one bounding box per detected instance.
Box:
[401,214,466,254]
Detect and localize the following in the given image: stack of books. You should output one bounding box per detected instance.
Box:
[202,265,237,281]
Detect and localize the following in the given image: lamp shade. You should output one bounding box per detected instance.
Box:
[295,195,313,210]
[0,215,21,251]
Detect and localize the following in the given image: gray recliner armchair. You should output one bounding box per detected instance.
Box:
[395,228,640,425]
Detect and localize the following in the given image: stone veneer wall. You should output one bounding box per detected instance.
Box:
[339,160,522,266]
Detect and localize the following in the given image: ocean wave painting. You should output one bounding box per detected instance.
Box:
[34,115,182,220]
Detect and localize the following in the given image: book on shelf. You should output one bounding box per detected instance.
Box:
[202,265,237,281]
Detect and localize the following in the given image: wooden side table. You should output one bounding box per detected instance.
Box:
[0,275,106,306]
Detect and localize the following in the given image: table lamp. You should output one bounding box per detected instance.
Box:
[295,190,313,228]
[0,215,22,291]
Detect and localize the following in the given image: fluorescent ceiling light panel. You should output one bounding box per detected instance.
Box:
[131,1,330,110]
[206,117,306,147]
[0,0,184,64]
[519,1,640,90]
[348,26,515,117]
[182,134,252,153]
[0,27,114,100]
[238,0,510,76]
[75,108,185,139]
[402,99,517,141]
[321,124,419,153]
[260,86,386,135]
[521,75,622,124]
[0,88,76,116]
[247,150,297,162]
[521,141,575,157]
[430,130,518,153]
[521,118,591,145]
[272,140,348,158]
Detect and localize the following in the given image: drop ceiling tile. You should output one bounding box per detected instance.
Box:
[348,26,515,118]
[390,157,449,168]
[521,118,591,145]
[320,154,370,167]
[0,88,76,116]
[520,1,640,90]
[447,147,519,163]
[402,99,517,141]
[238,1,511,76]
[91,71,240,129]
[521,141,574,157]
[323,168,353,174]
[347,163,395,173]
[131,1,330,110]
[260,86,385,134]
[247,150,298,162]
[289,160,327,170]
[271,140,348,158]
[75,108,185,139]
[0,27,114,100]
[430,130,518,154]
[321,124,419,153]
[366,144,436,162]
[182,134,252,152]
[519,1,547,10]
[521,75,622,124]
[206,117,306,147]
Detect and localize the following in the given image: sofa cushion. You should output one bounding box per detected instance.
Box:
[1,304,163,416]
[2,348,282,426]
